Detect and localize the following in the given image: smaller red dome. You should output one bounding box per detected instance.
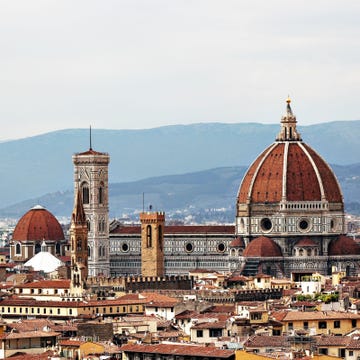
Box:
[12,205,64,242]
[328,235,360,256]
[229,237,245,248]
[294,237,318,247]
[243,236,283,257]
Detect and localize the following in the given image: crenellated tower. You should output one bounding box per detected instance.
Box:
[140,211,165,277]
[72,144,110,277]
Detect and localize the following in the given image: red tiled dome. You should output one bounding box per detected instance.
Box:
[328,235,360,256]
[229,236,245,248]
[237,142,342,204]
[294,237,318,247]
[243,236,282,257]
[12,205,64,242]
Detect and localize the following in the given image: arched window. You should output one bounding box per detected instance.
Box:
[98,246,102,258]
[55,242,61,254]
[76,238,82,251]
[82,183,89,204]
[87,220,91,232]
[299,249,304,256]
[88,246,91,258]
[35,243,41,254]
[98,183,104,204]
[307,249,312,257]
[15,243,21,255]
[146,225,152,247]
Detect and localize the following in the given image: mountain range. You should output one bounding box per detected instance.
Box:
[0,121,359,221]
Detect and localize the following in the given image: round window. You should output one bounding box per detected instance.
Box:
[121,243,129,252]
[260,218,272,231]
[217,243,225,253]
[185,242,194,253]
[299,219,309,231]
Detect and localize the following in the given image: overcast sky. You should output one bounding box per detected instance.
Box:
[0,1,359,141]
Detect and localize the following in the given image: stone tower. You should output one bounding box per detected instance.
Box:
[140,211,165,277]
[69,188,88,296]
[72,146,110,277]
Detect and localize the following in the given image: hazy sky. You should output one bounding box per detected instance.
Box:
[1,1,359,141]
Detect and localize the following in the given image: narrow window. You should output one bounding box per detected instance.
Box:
[158,225,163,250]
[82,183,89,204]
[15,243,21,255]
[146,225,152,247]
[99,185,103,204]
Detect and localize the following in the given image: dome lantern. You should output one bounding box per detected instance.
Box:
[276,97,302,142]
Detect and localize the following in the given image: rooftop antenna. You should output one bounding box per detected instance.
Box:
[142,192,145,212]
[89,125,92,150]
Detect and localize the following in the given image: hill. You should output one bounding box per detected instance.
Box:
[0,164,359,222]
[0,121,359,208]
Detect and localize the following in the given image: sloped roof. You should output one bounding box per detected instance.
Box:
[24,251,64,273]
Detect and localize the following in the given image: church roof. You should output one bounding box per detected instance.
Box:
[328,235,360,256]
[111,225,235,235]
[12,205,64,242]
[237,99,343,205]
[24,251,64,273]
[243,236,283,257]
[229,236,245,247]
[294,237,318,247]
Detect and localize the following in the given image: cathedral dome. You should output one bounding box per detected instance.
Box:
[12,205,64,242]
[236,99,344,239]
[243,236,282,257]
[328,235,360,256]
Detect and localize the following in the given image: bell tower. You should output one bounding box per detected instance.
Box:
[72,140,110,277]
[70,188,88,296]
[140,211,165,277]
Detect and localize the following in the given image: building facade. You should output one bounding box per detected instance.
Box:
[108,99,360,279]
[109,224,235,276]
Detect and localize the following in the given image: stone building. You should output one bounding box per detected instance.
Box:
[235,98,360,278]
[109,99,360,279]
[10,205,66,266]
[72,147,110,277]
[109,224,235,276]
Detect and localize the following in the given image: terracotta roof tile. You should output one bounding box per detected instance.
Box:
[120,343,235,358]
[12,206,64,242]
[244,334,289,348]
[237,141,343,205]
[243,236,282,257]
[230,237,245,247]
[328,235,360,256]
[111,225,235,235]
[15,279,70,289]
[283,311,360,321]
[295,237,318,247]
